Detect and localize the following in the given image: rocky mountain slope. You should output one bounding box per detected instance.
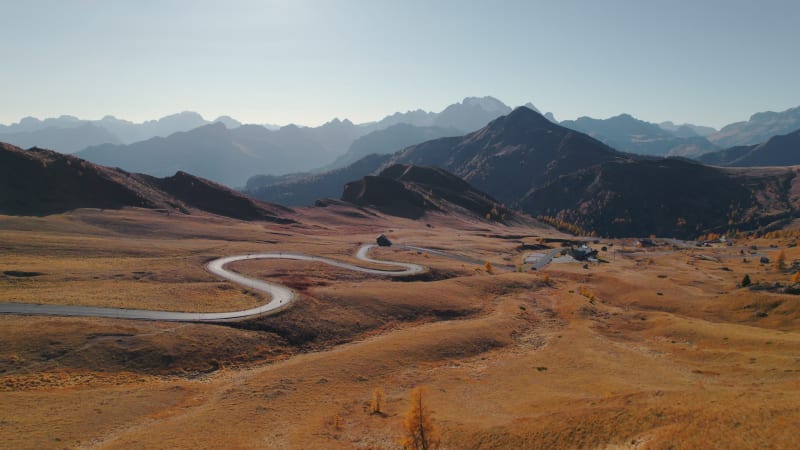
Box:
[519,158,799,237]
[248,107,628,206]
[386,107,627,203]
[247,107,631,206]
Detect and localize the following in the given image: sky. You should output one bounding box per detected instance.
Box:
[1,0,798,129]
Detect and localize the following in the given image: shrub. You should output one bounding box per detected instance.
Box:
[741,274,752,287]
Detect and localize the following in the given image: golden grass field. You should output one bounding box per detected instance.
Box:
[1,206,799,449]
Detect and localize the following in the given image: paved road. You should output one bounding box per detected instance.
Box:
[0,244,425,323]
[527,248,561,270]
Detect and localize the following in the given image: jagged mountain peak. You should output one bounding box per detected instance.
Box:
[461,96,509,112]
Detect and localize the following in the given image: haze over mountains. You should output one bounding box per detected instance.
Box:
[0,111,243,153]
[658,121,716,138]
[5,97,800,196]
[75,121,360,187]
[64,97,531,187]
[706,106,800,148]
[4,101,800,237]
[325,124,463,170]
[560,114,719,157]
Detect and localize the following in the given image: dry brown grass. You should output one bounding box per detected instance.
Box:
[1,208,799,449]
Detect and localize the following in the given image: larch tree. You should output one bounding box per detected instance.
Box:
[402,387,440,450]
[370,387,386,414]
[775,250,787,271]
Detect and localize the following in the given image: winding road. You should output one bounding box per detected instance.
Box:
[0,244,426,323]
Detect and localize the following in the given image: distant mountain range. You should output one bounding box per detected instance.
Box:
[698,128,800,167]
[4,103,800,238]
[0,111,241,153]
[6,99,800,190]
[40,97,528,186]
[249,107,800,238]
[325,124,464,170]
[0,142,293,222]
[247,154,392,206]
[658,121,716,138]
[75,123,338,188]
[707,106,800,148]
[560,114,719,157]
[250,107,620,204]
[0,122,122,154]
[365,96,514,131]
[0,96,523,156]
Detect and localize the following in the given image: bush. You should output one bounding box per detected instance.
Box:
[741,274,752,287]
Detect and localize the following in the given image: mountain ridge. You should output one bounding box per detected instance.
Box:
[341,164,520,222]
[708,106,800,148]
[0,142,294,222]
[698,128,800,167]
[560,113,718,157]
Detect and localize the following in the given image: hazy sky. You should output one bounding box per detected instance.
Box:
[2,0,798,128]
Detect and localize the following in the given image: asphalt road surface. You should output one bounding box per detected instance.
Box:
[0,244,425,322]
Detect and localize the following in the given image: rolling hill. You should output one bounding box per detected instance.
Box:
[0,142,294,222]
